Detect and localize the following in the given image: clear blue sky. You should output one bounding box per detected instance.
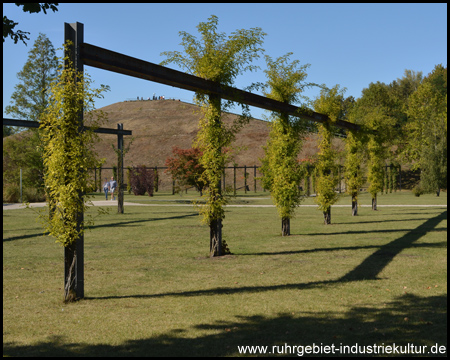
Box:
[3,3,447,121]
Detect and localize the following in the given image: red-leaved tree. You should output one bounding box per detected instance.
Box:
[130,165,154,196]
[165,146,207,195]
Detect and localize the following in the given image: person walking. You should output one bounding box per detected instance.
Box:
[103,178,110,200]
[110,176,117,200]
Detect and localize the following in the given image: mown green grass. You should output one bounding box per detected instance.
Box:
[3,192,447,356]
[89,188,448,207]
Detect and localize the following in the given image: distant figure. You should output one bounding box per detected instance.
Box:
[103,178,110,200]
[137,96,139,100]
[110,176,117,200]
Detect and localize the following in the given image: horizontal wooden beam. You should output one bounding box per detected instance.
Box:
[3,118,132,135]
[80,43,360,132]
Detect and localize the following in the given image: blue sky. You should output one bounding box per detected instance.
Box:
[3,3,447,121]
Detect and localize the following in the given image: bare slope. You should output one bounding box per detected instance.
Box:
[92,99,325,169]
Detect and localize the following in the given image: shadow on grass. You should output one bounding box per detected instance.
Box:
[83,211,446,300]
[3,293,447,356]
[2,232,48,242]
[239,241,447,258]
[2,213,199,242]
[89,212,199,230]
[340,210,446,282]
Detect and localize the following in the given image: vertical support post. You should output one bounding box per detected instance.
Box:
[20,168,22,203]
[222,167,226,192]
[244,165,247,194]
[118,123,124,214]
[233,165,236,196]
[254,165,257,192]
[94,167,97,192]
[64,22,84,300]
[154,166,158,192]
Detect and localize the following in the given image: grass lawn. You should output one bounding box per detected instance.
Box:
[3,191,447,356]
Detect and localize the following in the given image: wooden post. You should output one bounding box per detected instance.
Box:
[64,22,84,300]
[233,165,236,196]
[117,123,124,214]
[244,165,247,194]
[223,168,226,192]
[254,165,257,192]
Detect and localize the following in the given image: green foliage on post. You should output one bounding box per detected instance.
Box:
[260,53,314,235]
[313,85,344,224]
[352,82,394,209]
[344,128,365,215]
[38,44,108,247]
[161,15,266,256]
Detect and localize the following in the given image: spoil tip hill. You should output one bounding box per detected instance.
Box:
[92,99,328,168]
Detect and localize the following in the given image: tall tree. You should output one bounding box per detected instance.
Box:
[405,65,447,195]
[5,33,58,123]
[313,85,344,224]
[160,15,266,257]
[3,33,58,194]
[259,53,312,236]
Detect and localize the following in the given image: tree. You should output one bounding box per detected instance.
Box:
[405,65,447,195]
[313,85,344,224]
[344,98,365,216]
[161,15,266,257]
[3,33,58,198]
[165,146,207,195]
[353,82,394,210]
[5,33,58,123]
[259,53,312,236]
[3,129,45,196]
[129,165,155,196]
[39,43,108,302]
[3,3,58,45]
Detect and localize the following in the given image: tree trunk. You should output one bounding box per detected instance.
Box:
[281,217,290,236]
[209,218,222,257]
[323,208,331,225]
[351,195,358,216]
[372,194,377,210]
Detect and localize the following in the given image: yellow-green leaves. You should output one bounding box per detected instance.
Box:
[39,42,108,247]
[161,16,266,229]
[313,85,345,214]
[260,54,312,221]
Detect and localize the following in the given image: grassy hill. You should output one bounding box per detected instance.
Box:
[91,99,338,169]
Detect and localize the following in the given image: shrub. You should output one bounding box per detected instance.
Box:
[130,165,154,196]
[23,187,46,202]
[3,184,20,203]
[412,184,424,197]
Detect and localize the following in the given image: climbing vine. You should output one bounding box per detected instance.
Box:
[313,85,344,224]
[161,15,266,256]
[259,53,318,235]
[39,42,108,247]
